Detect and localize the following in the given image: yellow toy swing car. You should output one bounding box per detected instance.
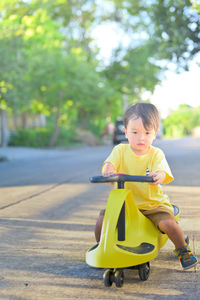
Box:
[85,174,180,288]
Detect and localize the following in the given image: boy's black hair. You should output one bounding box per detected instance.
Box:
[123,102,160,131]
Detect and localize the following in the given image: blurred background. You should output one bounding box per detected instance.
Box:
[0,0,199,149]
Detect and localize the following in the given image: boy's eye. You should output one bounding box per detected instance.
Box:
[146,132,150,135]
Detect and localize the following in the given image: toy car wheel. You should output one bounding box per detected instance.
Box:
[138,262,150,281]
[103,269,113,287]
[114,269,124,288]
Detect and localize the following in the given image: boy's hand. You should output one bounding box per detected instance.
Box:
[148,171,166,185]
[102,162,116,186]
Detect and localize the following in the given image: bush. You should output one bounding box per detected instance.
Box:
[163,105,200,138]
[8,127,78,148]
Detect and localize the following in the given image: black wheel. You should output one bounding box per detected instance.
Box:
[103,269,113,287]
[138,262,150,281]
[114,269,124,288]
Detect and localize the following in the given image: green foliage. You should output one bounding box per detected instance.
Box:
[104,45,161,102]
[163,105,200,138]
[0,0,118,145]
[147,0,200,69]
[1,0,199,147]
[8,127,77,148]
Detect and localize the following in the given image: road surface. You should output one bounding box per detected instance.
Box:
[0,138,200,299]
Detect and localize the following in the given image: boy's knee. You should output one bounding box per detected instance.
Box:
[95,215,104,242]
[96,215,104,228]
[159,218,176,231]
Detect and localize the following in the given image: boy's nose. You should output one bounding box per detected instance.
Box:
[138,133,144,140]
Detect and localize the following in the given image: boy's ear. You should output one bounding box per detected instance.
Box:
[123,127,128,137]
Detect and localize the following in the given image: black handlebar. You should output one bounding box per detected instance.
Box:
[90,174,154,184]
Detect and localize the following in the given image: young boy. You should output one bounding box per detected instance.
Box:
[95,102,198,270]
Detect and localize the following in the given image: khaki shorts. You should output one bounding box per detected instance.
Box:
[140,206,175,229]
[99,206,175,232]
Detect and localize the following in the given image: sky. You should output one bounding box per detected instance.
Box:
[150,60,200,118]
[92,24,200,119]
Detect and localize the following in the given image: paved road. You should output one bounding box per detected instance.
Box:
[0,138,200,299]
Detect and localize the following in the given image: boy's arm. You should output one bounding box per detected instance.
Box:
[148,170,166,185]
[101,145,121,184]
[150,149,174,185]
[102,162,116,186]
[102,162,116,176]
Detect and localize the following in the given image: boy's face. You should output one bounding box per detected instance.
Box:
[124,117,157,155]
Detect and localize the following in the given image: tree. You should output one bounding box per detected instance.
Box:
[30,48,115,146]
[0,1,114,145]
[163,105,200,137]
[147,0,200,70]
[104,45,161,103]
[3,0,196,147]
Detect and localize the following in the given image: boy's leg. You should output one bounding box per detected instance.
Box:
[173,235,190,255]
[158,218,185,249]
[158,217,198,270]
[144,211,198,270]
[95,209,105,242]
[141,209,185,249]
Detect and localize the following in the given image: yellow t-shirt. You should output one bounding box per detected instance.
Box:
[104,144,174,211]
